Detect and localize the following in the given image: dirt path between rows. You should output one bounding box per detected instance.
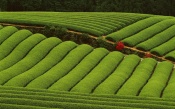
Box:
[0,22,174,64]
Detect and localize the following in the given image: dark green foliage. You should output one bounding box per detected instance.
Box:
[43,25,68,38]
[2,0,175,17]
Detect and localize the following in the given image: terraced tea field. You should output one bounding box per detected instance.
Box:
[0,12,152,36]
[106,17,175,61]
[1,12,175,62]
[0,25,175,108]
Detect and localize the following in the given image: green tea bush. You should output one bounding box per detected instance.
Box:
[93,55,140,94]
[71,51,124,93]
[117,58,157,96]
[136,25,175,50]
[139,61,173,97]
[122,19,175,46]
[165,50,175,61]
[0,34,46,71]
[163,70,175,98]
[150,36,175,56]
[106,16,168,42]
[0,29,32,60]
[0,37,61,85]
[0,26,18,44]
[48,48,109,91]
[4,41,78,87]
[26,44,93,89]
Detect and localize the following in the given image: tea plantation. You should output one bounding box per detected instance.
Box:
[0,25,175,108]
[1,12,175,109]
[1,12,175,61]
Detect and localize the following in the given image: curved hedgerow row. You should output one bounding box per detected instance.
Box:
[1,85,175,104]
[4,41,78,87]
[0,26,18,45]
[0,34,46,71]
[164,51,175,61]
[136,24,175,51]
[26,44,93,89]
[0,12,152,36]
[51,15,147,35]
[150,36,175,56]
[106,16,170,42]
[122,19,175,46]
[140,61,173,97]
[0,29,32,61]
[117,58,157,96]
[163,70,175,98]
[0,88,174,109]
[0,103,58,109]
[0,37,62,85]
[0,96,142,109]
[48,48,109,91]
[70,52,124,93]
[93,55,140,94]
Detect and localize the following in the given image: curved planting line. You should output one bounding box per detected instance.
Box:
[1,18,104,36]
[52,22,104,36]
[56,19,114,33]
[48,48,109,91]
[4,41,78,87]
[0,92,174,109]
[0,29,32,61]
[106,16,171,42]
[0,90,175,109]
[150,36,175,56]
[0,97,141,109]
[0,103,58,109]
[164,51,175,61]
[0,26,18,44]
[26,44,93,89]
[0,13,150,37]
[136,24,175,51]
[1,85,175,103]
[0,37,61,85]
[162,70,175,98]
[139,61,173,97]
[53,14,144,32]
[93,55,140,94]
[122,19,175,46]
[117,58,157,96]
[70,51,124,93]
[0,34,46,71]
